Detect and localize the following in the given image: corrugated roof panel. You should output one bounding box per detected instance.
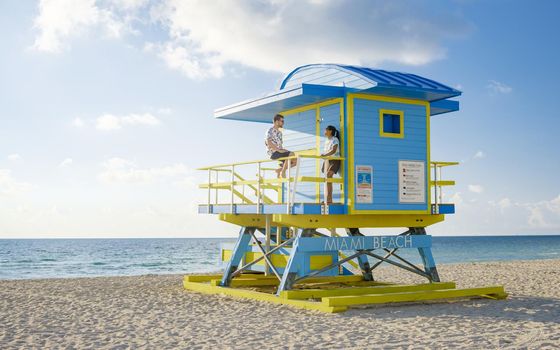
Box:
[280,64,461,101]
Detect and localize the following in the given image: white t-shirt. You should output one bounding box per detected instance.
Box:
[324,137,340,157]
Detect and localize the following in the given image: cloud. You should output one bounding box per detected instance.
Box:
[98,157,193,185]
[32,0,473,78]
[157,107,172,115]
[72,117,86,128]
[95,113,161,130]
[487,80,512,94]
[7,154,22,162]
[59,158,73,168]
[473,150,485,159]
[468,184,484,194]
[148,0,473,78]
[524,194,560,229]
[0,169,33,196]
[31,0,142,53]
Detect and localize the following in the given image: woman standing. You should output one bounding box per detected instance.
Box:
[321,125,341,204]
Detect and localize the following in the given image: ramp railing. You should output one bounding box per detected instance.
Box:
[199,153,345,214]
[430,161,459,214]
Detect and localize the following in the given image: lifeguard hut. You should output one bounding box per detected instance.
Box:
[184,64,506,312]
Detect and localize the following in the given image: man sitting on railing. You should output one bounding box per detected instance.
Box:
[265,114,297,178]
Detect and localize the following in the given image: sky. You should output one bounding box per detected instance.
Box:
[0,0,559,238]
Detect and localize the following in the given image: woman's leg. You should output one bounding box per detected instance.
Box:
[326,170,334,203]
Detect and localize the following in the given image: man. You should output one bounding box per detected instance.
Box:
[265,114,296,178]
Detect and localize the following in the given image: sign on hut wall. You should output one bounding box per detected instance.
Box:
[398,160,426,203]
[355,165,373,204]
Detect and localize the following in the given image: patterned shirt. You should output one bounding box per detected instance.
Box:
[265,127,283,157]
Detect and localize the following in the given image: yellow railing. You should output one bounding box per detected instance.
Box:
[199,153,345,214]
[430,161,459,213]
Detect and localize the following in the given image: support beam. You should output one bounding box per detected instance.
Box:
[219,227,255,286]
[346,228,373,281]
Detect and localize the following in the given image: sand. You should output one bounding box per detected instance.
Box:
[1,259,560,349]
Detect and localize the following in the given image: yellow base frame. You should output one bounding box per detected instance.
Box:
[219,213,445,228]
[183,274,508,313]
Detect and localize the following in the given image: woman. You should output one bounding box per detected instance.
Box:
[320,125,341,204]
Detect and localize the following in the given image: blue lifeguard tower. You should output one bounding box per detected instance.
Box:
[185,64,506,312]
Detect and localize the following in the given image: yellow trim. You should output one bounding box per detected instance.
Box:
[347,96,355,210]
[427,103,431,209]
[280,282,456,300]
[184,275,506,313]
[322,286,508,307]
[271,213,444,228]
[220,250,333,270]
[280,98,342,117]
[347,93,431,215]
[219,214,266,227]
[379,109,404,139]
[431,161,459,167]
[339,100,345,201]
[183,279,347,313]
[315,105,321,202]
[348,93,428,106]
[430,180,455,186]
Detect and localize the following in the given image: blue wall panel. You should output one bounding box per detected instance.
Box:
[352,98,428,211]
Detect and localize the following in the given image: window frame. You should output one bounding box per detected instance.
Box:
[379,109,404,139]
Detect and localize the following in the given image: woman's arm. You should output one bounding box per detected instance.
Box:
[321,144,338,157]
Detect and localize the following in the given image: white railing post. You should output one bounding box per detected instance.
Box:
[286,157,291,214]
[230,165,235,214]
[207,169,212,212]
[433,163,439,214]
[290,156,300,206]
[438,166,443,206]
[257,162,262,214]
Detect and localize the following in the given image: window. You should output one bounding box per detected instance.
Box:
[379,109,404,138]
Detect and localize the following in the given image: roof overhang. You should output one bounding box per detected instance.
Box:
[430,99,460,116]
[362,85,461,102]
[214,84,345,123]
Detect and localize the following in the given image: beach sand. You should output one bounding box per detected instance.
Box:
[1,259,559,349]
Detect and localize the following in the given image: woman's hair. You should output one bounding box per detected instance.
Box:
[326,125,340,142]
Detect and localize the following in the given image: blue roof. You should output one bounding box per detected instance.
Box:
[215,64,461,122]
[280,64,461,102]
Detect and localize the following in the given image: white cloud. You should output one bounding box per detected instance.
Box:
[487,80,512,94]
[524,194,560,229]
[98,157,193,185]
[32,0,473,78]
[72,117,86,128]
[468,184,484,194]
[59,158,73,168]
[0,169,33,196]
[497,197,512,210]
[473,150,485,159]
[148,0,472,78]
[157,107,172,115]
[95,113,161,130]
[7,154,22,162]
[31,0,140,53]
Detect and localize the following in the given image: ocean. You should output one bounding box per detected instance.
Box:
[1,236,559,280]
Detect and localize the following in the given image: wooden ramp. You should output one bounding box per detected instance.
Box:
[184,274,507,313]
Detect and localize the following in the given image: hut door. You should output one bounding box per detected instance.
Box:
[318,102,343,202]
